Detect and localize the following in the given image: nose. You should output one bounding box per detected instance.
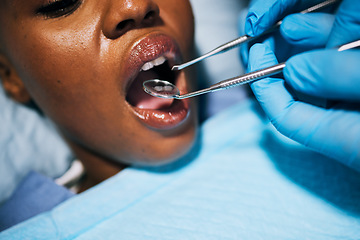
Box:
[103,0,160,39]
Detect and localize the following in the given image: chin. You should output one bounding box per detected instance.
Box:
[125,123,197,167]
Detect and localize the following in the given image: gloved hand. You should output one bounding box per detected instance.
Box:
[244,0,360,169]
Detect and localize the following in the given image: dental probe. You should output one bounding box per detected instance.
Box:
[171,0,341,71]
[143,39,360,100]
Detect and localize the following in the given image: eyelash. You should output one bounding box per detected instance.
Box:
[37,0,82,18]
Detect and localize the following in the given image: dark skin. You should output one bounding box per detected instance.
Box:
[0,0,198,189]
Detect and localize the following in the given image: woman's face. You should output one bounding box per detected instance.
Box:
[0,0,197,167]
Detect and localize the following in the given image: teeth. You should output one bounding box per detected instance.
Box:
[141,56,166,71]
[142,62,154,71]
[153,56,166,66]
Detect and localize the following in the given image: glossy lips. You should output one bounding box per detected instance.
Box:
[125,34,190,130]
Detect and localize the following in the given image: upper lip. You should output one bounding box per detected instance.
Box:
[123,33,182,93]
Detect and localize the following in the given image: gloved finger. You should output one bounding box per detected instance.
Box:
[239,7,283,67]
[238,9,250,67]
[277,100,360,167]
[284,49,360,101]
[240,8,284,67]
[327,0,360,48]
[261,30,311,63]
[245,0,278,36]
[280,12,335,48]
[248,43,297,125]
[245,0,325,36]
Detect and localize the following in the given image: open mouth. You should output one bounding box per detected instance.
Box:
[126,56,178,110]
[124,34,191,130]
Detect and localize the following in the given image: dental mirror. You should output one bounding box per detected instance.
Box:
[143,79,180,99]
[143,62,287,100]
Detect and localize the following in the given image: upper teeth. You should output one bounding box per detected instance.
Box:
[141,56,166,71]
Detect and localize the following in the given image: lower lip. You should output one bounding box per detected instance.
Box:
[131,98,190,130]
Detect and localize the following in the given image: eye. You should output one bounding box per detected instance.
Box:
[36,0,82,18]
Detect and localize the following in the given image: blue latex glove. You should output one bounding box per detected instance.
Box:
[245,0,360,169]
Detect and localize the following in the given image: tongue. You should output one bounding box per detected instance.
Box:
[127,70,174,110]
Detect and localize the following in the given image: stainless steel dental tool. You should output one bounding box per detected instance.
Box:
[172,0,341,71]
[143,40,360,100]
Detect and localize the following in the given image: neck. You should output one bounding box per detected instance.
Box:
[65,139,127,192]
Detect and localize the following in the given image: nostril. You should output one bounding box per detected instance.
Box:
[116,19,135,32]
[143,10,157,25]
[108,6,159,39]
[144,10,156,20]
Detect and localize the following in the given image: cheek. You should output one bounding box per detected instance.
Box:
[4,23,126,143]
[6,22,107,112]
[17,27,96,83]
